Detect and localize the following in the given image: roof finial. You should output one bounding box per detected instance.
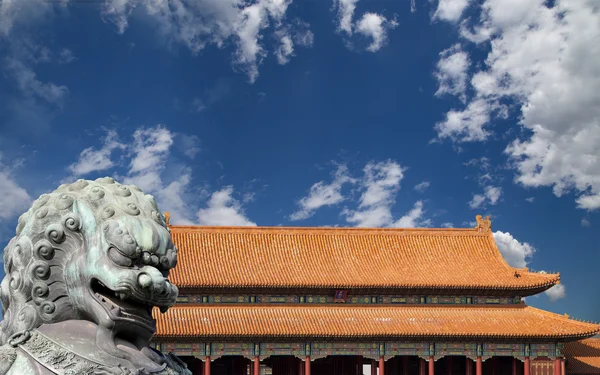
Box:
[164,211,171,227]
[475,215,492,232]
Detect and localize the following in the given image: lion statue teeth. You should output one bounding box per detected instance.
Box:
[0,178,191,375]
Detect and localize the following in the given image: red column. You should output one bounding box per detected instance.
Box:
[554,357,561,375]
[204,356,211,375]
[299,358,304,375]
[379,356,385,375]
[476,356,482,375]
[429,356,434,375]
[253,356,260,375]
[561,358,565,375]
[524,357,530,375]
[372,359,377,375]
[305,356,311,375]
[512,357,517,375]
[465,358,471,375]
[419,358,425,375]
[403,356,409,375]
[492,357,497,375]
[448,357,453,375]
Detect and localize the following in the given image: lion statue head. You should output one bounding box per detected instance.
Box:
[0,177,179,369]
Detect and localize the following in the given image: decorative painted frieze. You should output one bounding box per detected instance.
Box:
[152,340,555,361]
[483,343,525,358]
[175,294,522,305]
[310,342,379,361]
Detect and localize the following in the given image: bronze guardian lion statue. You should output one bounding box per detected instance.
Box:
[0,178,191,374]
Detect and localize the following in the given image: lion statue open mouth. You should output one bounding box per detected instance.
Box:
[0,178,191,374]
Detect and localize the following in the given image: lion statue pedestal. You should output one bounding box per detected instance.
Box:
[0,178,191,374]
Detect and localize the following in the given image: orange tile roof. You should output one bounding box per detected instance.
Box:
[168,225,559,294]
[564,338,600,374]
[153,304,599,339]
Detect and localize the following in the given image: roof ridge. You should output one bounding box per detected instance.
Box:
[170,225,481,232]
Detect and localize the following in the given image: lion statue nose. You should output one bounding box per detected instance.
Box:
[138,273,152,289]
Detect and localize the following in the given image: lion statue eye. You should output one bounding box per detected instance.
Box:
[107,247,133,267]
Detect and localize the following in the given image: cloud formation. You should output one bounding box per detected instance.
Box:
[0,160,32,222]
[197,186,256,226]
[333,0,398,52]
[434,0,600,210]
[102,0,312,83]
[469,185,502,209]
[433,0,470,22]
[413,181,430,192]
[290,165,355,221]
[492,231,535,268]
[64,125,255,226]
[545,284,566,302]
[68,129,126,177]
[434,44,470,102]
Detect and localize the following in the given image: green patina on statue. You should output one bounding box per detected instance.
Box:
[0,178,191,375]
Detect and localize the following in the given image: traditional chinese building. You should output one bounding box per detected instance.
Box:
[151,215,600,375]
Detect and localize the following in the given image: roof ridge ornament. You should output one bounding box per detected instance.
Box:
[164,212,171,227]
[475,215,492,232]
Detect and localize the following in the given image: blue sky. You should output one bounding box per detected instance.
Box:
[0,0,599,323]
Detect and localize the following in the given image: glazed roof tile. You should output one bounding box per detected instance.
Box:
[564,338,600,374]
[153,304,599,339]
[168,224,559,293]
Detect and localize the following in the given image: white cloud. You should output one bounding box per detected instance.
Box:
[102,0,306,83]
[290,165,355,221]
[469,185,502,208]
[435,98,502,142]
[414,181,431,192]
[545,284,566,302]
[342,160,428,228]
[293,22,314,47]
[359,160,405,208]
[274,30,294,65]
[433,0,471,22]
[391,200,431,228]
[441,222,454,227]
[468,194,486,209]
[124,125,174,193]
[68,129,125,176]
[410,0,416,13]
[355,12,398,52]
[118,126,198,224]
[334,0,359,35]
[4,58,69,106]
[525,197,535,203]
[333,0,397,52]
[273,20,314,65]
[0,162,32,221]
[434,44,470,102]
[492,231,535,268]
[581,218,591,227]
[155,168,196,226]
[577,193,600,211]
[0,0,59,37]
[435,0,600,210]
[197,186,256,226]
[63,125,256,227]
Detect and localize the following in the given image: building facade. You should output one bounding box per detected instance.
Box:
[151,215,600,375]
